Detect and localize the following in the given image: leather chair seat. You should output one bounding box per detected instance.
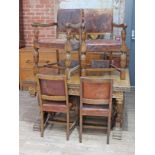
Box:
[42,100,72,112]
[86,39,121,52]
[38,38,80,51]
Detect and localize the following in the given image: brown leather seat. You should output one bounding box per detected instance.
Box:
[42,100,72,112]
[38,38,65,49]
[82,104,109,116]
[86,39,121,52]
[38,38,80,51]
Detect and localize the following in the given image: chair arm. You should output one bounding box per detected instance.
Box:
[32,22,57,27]
[67,65,80,79]
[113,23,128,52]
[113,23,127,30]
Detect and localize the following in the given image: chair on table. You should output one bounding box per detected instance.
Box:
[36,74,78,140]
[31,9,82,76]
[80,77,113,144]
[80,9,129,79]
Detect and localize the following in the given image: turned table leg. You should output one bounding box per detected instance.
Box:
[116,93,124,128]
[112,92,124,139]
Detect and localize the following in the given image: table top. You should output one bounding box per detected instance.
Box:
[67,69,131,92]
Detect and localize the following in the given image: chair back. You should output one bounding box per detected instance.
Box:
[37,74,68,105]
[57,9,82,33]
[80,77,112,106]
[83,9,113,35]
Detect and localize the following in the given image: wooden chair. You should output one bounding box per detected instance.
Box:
[31,9,82,78]
[80,77,113,144]
[37,74,78,140]
[80,9,129,79]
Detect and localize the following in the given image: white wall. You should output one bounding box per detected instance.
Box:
[59,0,112,9]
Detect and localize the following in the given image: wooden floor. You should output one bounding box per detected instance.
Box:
[19,91,135,155]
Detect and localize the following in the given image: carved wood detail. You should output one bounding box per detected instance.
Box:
[114,92,124,128]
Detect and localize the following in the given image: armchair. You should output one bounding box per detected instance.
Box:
[31,9,82,77]
[80,9,129,79]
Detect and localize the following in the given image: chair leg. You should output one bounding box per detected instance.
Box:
[40,111,44,137]
[79,112,83,143]
[75,103,79,126]
[107,116,111,144]
[66,110,70,141]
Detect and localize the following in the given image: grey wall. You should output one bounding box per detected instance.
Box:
[125,0,135,86]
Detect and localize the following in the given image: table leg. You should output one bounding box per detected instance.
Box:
[112,92,124,139]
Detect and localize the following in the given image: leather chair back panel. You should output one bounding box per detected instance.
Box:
[40,79,65,96]
[57,9,81,32]
[82,81,111,100]
[84,9,113,33]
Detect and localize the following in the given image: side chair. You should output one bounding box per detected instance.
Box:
[80,77,113,144]
[37,74,78,140]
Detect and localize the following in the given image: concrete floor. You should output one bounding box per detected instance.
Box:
[19,91,135,155]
